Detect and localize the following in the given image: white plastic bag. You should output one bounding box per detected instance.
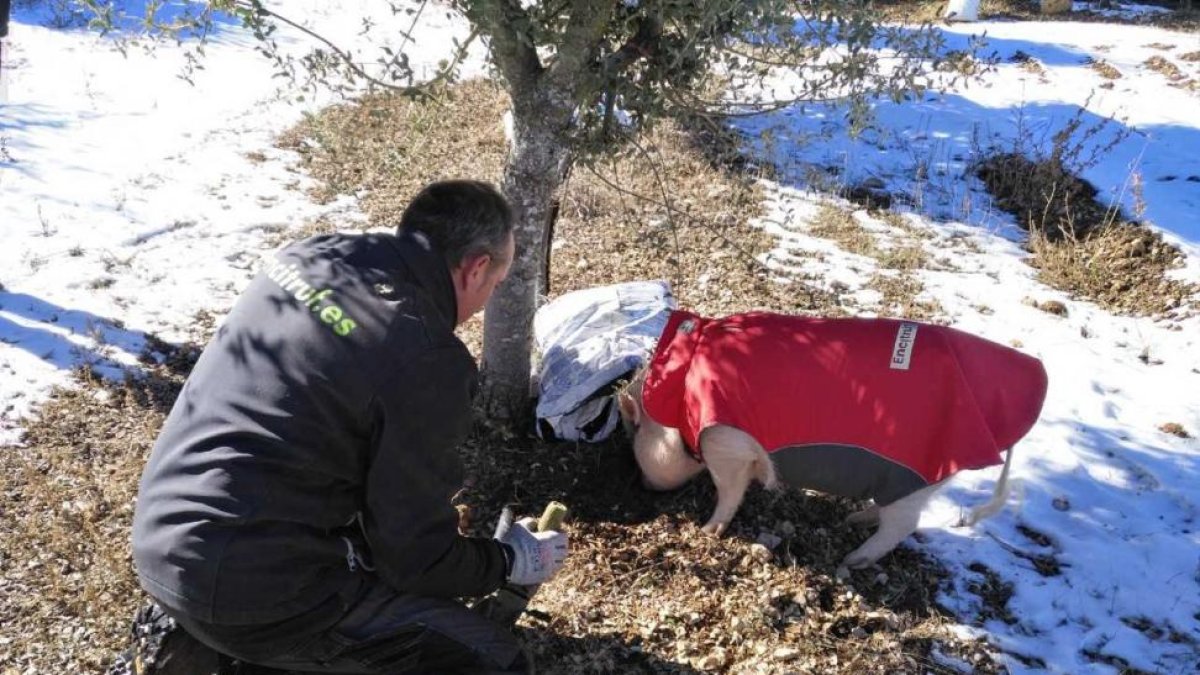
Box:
[533,280,675,441]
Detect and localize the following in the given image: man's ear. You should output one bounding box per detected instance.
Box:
[455,253,492,291]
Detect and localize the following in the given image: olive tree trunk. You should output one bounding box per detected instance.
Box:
[480,109,571,422]
[473,0,616,425]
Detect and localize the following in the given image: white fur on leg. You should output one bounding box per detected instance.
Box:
[837,484,939,575]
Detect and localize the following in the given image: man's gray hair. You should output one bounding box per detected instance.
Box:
[398,180,514,268]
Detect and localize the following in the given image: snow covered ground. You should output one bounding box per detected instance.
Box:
[1,2,1197,673]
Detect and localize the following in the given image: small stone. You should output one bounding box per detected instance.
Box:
[774,647,800,661]
[749,543,773,562]
[1159,422,1191,438]
[756,532,783,550]
[1037,300,1068,317]
[1052,496,1071,512]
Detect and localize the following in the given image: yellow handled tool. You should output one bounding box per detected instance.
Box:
[536,501,568,533]
[475,501,569,625]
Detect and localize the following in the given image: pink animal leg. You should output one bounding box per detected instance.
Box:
[697,426,768,537]
[701,458,755,537]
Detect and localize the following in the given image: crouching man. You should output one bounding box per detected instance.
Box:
[132,180,568,674]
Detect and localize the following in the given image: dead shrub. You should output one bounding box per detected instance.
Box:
[974,152,1110,242]
[975,103,1197,317]
[1028,222,1196,316]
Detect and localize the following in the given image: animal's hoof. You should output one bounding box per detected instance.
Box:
[701,521,727,537]
[835,565,852,581]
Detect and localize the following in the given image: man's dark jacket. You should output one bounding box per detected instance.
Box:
[132,231,507,627]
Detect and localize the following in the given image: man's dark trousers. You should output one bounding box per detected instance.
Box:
[168,579,528,674]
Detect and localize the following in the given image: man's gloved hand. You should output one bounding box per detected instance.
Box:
[498,517,568,586]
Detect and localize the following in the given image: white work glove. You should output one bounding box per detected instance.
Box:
[498,517,569,586]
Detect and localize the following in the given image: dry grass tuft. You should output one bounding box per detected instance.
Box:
[278,79,511,231]
[808,206,930,272]
[809,205,879,258]
[975,141,1198,317]
[876,244,931,272]
[804,205,938,318]
[1032,299,1069,317]
[1016,54,1049,79]
[1144,55,1187,81]
[866,272,945,321]
[1087,57,1123,79]
[1158,422,1191,438]
[977,150,1197,316]
[1181,51,1200,62]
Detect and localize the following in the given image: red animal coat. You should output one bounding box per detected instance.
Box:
[642,311,1048,504]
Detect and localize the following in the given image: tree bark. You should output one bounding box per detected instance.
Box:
[473,0,620,426]
[480,95,572,424]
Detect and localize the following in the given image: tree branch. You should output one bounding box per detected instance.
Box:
[544,0,618,90]
[602,14,663,75]
[228,0,478,95]
[662,82,853,119]
[468,0,544,94]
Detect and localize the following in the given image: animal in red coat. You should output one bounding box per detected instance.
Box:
[619,311,1048,574]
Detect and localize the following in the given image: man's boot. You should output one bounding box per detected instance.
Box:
[107,602,222,674]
